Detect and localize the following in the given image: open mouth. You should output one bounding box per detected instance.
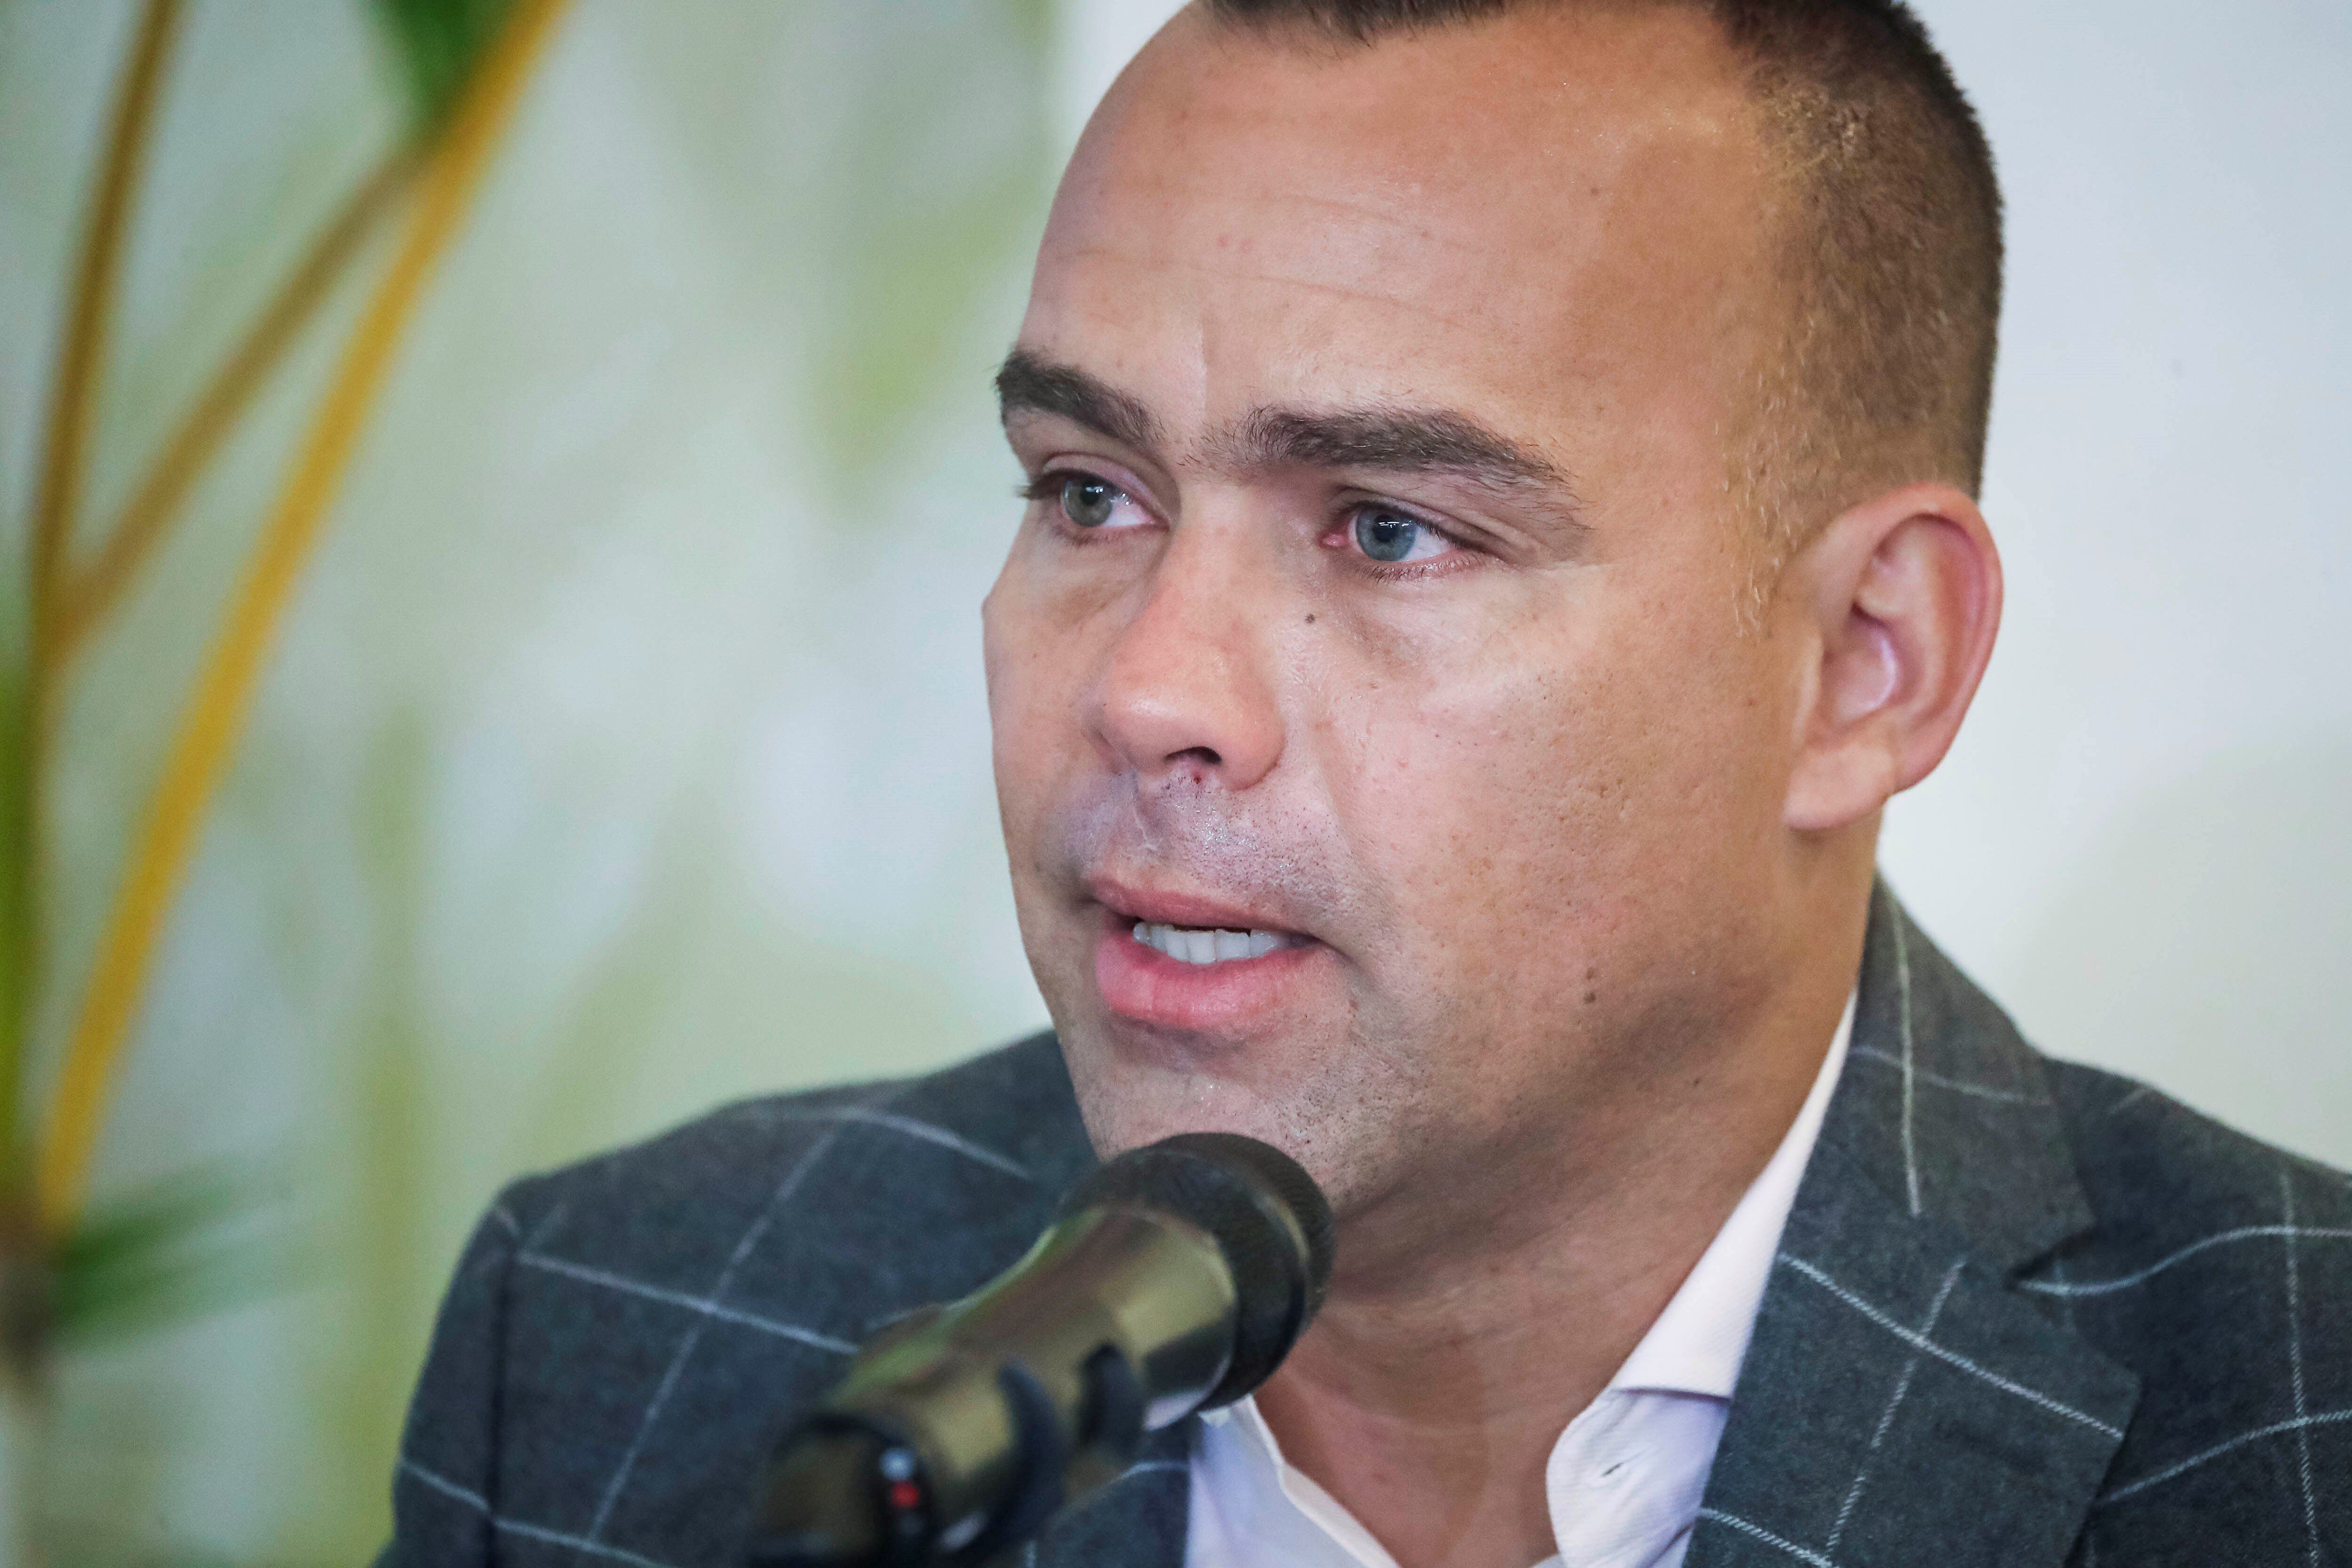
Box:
[1090,891,1322,1032]
[1128,922,1297,965]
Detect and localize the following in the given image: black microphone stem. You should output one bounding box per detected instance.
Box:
[744,1133,1335,1568]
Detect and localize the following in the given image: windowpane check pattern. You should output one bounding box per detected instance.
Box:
[381,887,2349,1567]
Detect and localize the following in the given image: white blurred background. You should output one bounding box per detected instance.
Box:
[1,0,2344,1561]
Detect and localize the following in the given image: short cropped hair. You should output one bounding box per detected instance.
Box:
[1205,0,2003,588]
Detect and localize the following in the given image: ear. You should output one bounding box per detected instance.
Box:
[1782,481,2003,833]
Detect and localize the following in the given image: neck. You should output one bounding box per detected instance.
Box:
[1255,890,1868,1568]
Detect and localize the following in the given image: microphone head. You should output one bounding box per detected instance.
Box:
[1057,1132,1336,1409]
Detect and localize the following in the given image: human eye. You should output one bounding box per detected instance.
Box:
[1021,469,1153,533]
[1337,502,1462,568]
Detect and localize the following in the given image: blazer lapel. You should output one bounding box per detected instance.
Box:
[1023,885,2140,1568]
[1689,885,2140,1568]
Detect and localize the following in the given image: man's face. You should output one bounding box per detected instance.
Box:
[985,7,1813,1248]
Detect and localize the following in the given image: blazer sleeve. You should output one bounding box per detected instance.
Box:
[376,1192,524,1567]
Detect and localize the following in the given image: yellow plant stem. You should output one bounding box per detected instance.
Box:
[28,0,180,607]
[9,0,180,1210]
[36,0,575,1237]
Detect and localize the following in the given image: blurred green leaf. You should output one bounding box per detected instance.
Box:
[50,1157,310,1345]
[370,0,518,136]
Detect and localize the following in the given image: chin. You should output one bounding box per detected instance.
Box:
[1064,1026,1250,1129]
[1064,1036,1258,1154]
[1058,1024,1375,1213]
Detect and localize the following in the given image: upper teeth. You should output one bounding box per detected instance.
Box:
[1133,923,1286,964]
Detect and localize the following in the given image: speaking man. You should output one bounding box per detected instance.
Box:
[382,3,2351,1564]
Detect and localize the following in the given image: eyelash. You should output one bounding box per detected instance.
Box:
[1019,467,1481,580]
[1016,469,1156,542]
[1327,502,1478,581]
[1014,472,1091,507]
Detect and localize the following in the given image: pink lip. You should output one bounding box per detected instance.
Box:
[1089,902,1325,1035]
[1085,876,1301,936]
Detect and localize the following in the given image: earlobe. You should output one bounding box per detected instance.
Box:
[1782,482,2002,833]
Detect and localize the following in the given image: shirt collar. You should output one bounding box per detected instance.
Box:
[1609,990,1855,1401]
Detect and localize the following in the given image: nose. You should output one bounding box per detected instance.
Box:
[1087,523,1285,794]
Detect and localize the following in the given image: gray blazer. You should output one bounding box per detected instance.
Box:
[381,887,2352,1566]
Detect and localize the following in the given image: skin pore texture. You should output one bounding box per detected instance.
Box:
[981,7,2002,1567]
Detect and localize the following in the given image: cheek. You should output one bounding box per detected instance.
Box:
[983,553,1072,848]
[1332,659,1622,936]
[1313,587,1773,977]
[984,538,1155,890]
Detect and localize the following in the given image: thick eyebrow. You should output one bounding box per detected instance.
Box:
[1219,405,1572,501]
[995,349,1162,454]
[995,350,1582,533]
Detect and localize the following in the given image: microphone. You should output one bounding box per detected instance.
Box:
[743,1131,1336,1567]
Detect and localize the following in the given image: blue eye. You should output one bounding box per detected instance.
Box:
[1059,474,1117,528]
[1354,508,1426,562]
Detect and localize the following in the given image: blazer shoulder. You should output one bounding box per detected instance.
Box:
[490,1028,1091,1295]
[2042,1056,2351,1235]
[2032,1067,2352,1553]
[385,1035,1091,1564]
[2032,1055,2350,1410]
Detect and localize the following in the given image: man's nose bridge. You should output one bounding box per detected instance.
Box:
[1113,516,1272,697]
[1089,509,1291,784]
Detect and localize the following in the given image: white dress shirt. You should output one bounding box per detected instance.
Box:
[1184,995,1856,1568]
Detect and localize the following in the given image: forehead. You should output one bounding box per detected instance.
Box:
[1021,4,1774,453]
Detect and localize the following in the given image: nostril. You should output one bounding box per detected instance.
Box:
[1170,745,1222,769]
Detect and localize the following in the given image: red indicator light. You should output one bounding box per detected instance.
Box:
[887,1480,922,1512]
